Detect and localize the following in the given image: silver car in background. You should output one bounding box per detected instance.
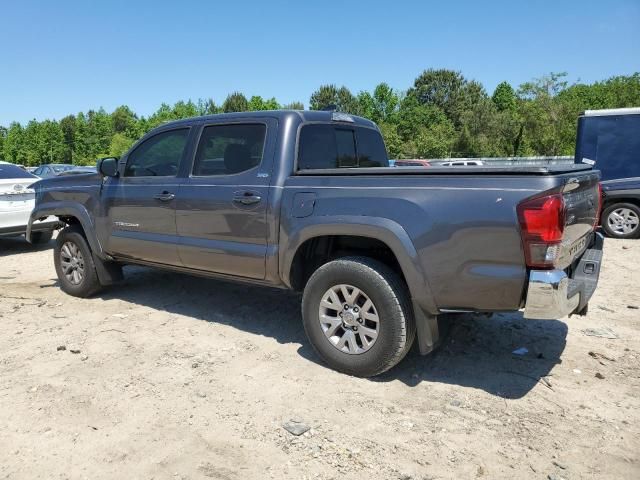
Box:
[0,162,58,244]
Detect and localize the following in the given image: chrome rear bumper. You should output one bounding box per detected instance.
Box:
[523,232,603,320]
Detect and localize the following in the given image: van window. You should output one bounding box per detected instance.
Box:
[576,114,640,181]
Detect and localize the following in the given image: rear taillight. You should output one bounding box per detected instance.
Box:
[517,193,565,269]
[594,183,603,229]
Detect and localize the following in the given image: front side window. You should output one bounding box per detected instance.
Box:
[298,124,389,170]
[124,128,189,177]
[193,124,266,176]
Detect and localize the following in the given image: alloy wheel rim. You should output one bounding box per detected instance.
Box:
[608,208,639,235]
[318,284,380,354]
[60,241,85,285]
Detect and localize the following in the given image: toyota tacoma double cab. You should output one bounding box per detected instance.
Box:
[28,110,604,377]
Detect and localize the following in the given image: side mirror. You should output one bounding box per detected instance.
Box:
[97,157,119,177]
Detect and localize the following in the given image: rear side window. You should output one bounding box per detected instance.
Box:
[0,163,35,179]
[193,124,266,176]
[298,124,388,170]
[356,127,389,167]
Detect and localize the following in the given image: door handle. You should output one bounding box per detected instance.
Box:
[153,191,175,202]
[233,192,262,205]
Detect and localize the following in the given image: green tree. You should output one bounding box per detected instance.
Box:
[310,84,338,110]
[517,72,572,155]
[414,120,456,158]
[111,105,137,133]
[309,85,357,113]
[72,113,89,164]
[196,98,221,115]
[378,122,403,159]
[109,133,135,157]
[0,126,6,161]
[492,81,517,112]
[3,122,26,164]
[372,83,400,123]
[59,115,76,163]
[248,95,280,111]
[395,94,449,140]
[84,109,113,163]
[20,119,66,166]
[283,101,304,110]
[172,100,199,119]
[222,92,249,113]
[355,91,376,119]
[147,103,175,129]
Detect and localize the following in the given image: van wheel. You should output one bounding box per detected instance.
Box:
[302,256,416,377]
[602,203,640,239]
[53,226,103,297]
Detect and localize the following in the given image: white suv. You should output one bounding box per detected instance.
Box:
[0,162,58,243]
[440,160,485,166]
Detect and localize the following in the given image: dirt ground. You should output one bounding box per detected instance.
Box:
[0,235,638,480]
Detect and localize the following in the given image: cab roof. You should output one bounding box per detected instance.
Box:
[157,110,378,129]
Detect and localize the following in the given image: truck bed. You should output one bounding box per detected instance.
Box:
[297,164,592,176]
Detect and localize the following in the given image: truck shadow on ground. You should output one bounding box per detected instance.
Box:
[0,237,53,257]
[374,314,567,399]
[91,266,565,400]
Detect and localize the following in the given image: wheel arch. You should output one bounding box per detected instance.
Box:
[281,216,438,315]
[602,196,640,212]
[28,202,105,257]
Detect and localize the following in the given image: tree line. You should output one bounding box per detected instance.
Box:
[1,69,638,166]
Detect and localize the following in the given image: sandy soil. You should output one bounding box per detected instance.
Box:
[0,235,638,480]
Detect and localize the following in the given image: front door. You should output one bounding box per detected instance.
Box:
[102,127,191,265]
[176,121,275,279]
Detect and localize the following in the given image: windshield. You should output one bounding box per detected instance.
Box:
[52,165,73,173]
[0,163,37,180]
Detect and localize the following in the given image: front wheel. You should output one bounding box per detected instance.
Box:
[602,203,640,239]
[302,256,416,377]
[53,226,103,297]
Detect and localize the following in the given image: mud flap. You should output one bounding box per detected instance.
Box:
[412,301,442,355]
[92,252,123,286]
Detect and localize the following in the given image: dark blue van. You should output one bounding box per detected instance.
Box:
[576,108,640,238]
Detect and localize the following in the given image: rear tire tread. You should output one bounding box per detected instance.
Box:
[302,256,416,377]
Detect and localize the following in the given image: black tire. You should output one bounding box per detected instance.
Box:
[301,256,416,377]
[30,230,53,245]
[601,202,640,239]
[53,226,103,297]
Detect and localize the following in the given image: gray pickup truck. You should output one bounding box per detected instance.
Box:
[28,110,603,377]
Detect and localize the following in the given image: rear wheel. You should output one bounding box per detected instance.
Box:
[30,230,53,245]
[54,226,103,297]
[602,203,640,239]
[302,256,415,377]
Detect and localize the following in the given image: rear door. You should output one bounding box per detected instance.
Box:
[175,120,276,279]
[101,127,192,265]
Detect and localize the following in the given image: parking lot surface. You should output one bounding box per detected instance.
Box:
[0,236,638,479]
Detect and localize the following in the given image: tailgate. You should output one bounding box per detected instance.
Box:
[558,172,600,268]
